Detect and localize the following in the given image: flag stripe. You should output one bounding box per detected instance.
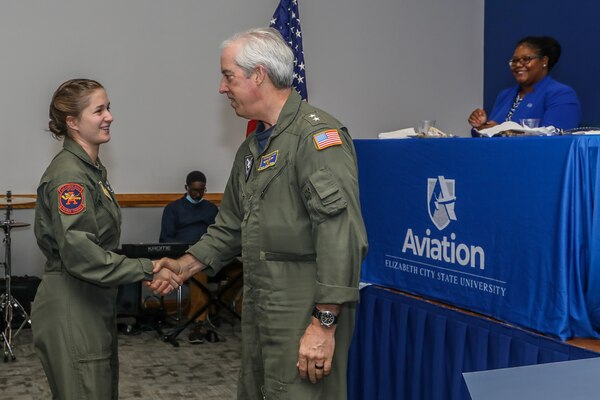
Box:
[271,0,307,101]
[314,130,342,150]
[248,0,308,137]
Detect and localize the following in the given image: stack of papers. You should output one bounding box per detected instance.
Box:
[378,127,454,139]
[477,121,559,137]
[378,127,417,139]
[572,130,600,135]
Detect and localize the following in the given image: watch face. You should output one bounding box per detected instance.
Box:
[320,311,336,327]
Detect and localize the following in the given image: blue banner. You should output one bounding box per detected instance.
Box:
[355,136,600,340]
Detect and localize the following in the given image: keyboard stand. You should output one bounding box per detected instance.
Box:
[162,261,242,346]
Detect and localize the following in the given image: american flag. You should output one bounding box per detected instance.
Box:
[313,129,342,150]
[271,0,308,100]
[247,0,308,136]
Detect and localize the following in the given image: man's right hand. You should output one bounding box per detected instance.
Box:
[152,254,206,282]
[145,262,182,295]
[152,257,182,275]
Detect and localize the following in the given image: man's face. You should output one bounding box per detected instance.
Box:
[186,181,206,201]
[219,43,259,119]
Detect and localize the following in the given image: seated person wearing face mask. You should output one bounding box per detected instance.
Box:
[159,170,218,343]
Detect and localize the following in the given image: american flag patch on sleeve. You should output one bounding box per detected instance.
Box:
[313,129,343,150]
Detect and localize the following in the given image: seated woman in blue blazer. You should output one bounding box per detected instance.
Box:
[468,36,581,135]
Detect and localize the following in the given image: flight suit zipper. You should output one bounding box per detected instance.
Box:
[259,158,289,199]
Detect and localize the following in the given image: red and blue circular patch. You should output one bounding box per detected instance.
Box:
[58,183,85,215]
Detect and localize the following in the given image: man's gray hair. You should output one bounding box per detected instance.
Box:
[222,27,294,89]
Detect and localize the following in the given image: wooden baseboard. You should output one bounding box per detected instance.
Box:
[0,193,223,209]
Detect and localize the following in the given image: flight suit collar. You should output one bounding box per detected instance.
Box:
[271,90,302,140]
[63,136,107,179]
[248,89,302,156]
[250,90,302,156]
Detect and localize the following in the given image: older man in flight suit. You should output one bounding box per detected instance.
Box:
[152,27,367,399]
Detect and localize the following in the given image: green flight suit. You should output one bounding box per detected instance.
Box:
[31,137,153,400]
[188,91,368,399]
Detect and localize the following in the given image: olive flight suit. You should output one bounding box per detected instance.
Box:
[32,137,154,400]
[188,91,368,399]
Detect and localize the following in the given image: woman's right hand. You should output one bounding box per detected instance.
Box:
[468,108,488,128]
[147,267,182,296]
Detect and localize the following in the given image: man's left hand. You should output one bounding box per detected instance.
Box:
[297,322,336,384]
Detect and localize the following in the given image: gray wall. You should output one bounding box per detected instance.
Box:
[0,0,484,277]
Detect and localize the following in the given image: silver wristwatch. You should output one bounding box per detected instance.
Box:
[312,306,338,328]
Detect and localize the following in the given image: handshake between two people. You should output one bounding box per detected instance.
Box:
[146,254,205,296]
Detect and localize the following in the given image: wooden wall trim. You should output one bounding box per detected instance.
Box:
[0,193,223,209]
[116,193,223,207]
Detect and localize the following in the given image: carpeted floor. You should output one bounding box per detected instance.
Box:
[1,317,241,399]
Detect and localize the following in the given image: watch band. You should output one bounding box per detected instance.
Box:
[312,306,338,327]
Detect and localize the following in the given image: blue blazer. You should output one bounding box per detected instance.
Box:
[488,75,581,130]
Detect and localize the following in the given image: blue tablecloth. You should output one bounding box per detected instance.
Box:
[348,286,599,400]
[355,135,600,339]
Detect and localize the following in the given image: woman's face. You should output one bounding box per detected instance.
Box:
[67,89,113,147]
[510,44,548,88]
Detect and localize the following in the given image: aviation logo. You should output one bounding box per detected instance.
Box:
[427,176,457,230]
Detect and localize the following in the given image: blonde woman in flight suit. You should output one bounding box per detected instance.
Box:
[31,79,181,399]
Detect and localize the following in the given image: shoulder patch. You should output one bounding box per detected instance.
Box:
[58,183,85,215]
[313,129,343,151]
[304,112,327,126]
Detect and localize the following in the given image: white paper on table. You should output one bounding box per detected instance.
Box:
[377,127,455,139]
[377,127,417,139]
[477,121,558,137]
[575,130,600,135]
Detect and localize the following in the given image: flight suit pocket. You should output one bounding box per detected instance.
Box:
[302,167,347,224]
[262,381,291,399]
[76,353,115,399]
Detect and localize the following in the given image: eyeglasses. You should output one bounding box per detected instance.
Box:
[508,55,542,67]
